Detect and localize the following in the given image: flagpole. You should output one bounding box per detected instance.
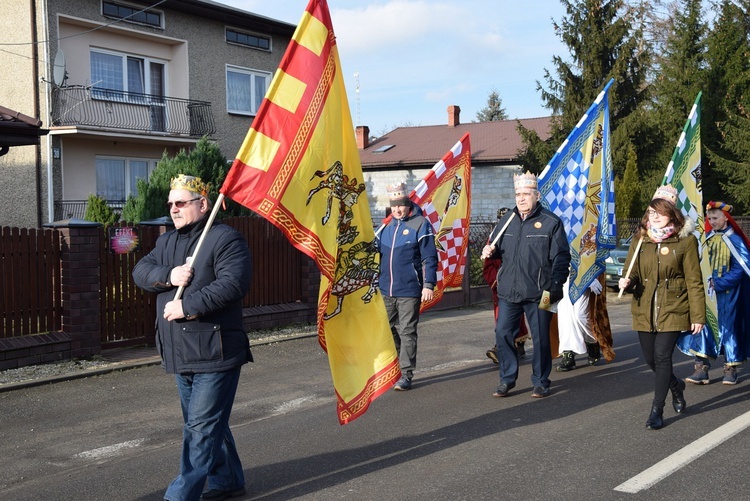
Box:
[483,212,516,258]
[618,236,643,298]
[173,193,225,301]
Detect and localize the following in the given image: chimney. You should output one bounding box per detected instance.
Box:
[356,125,370,149]
[447,105,460,127]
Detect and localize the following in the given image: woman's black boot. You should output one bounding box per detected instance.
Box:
[670,378,687,414]
[646,406,664,430]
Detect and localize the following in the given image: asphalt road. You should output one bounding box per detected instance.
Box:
[1,295,749,500]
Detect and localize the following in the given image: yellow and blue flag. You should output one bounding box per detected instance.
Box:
[538,78,617,304]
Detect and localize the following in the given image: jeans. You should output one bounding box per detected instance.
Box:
[383,295,420,378]
[164,367,245,501]
[638,330,680,409]
[495,299,553,388]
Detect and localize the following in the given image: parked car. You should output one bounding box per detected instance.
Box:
[605,237,632,290]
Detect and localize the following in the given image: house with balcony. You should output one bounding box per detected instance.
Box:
[357,105,552,223]
[1,0,295,228]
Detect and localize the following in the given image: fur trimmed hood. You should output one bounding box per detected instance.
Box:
[679,216,696,238]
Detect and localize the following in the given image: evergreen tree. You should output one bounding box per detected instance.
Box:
[84,193,119,227]
[515,120,557,175]
[539,0,649,130]
[703,0,750,212]
[651,0,706,140]
[121,137,250,223]
[647,0,708,198]
[616,142,642,220]
[475,90,509,122]
[519,0,652,176]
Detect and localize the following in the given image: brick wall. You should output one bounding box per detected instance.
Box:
[363,164,521,224]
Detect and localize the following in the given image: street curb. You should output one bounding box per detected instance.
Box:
[0,307,496,393]
[0,332,319,393]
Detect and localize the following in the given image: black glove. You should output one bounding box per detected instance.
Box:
[549,288,564,304]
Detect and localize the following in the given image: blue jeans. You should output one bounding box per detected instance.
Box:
[164,367,245,501]
[495,299,553,388]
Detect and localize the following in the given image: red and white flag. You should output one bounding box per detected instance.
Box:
[379,133,472,312]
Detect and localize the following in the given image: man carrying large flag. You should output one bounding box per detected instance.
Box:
[538,78,617,370]
[387,133,472,313]
[220,0,399,424]
[375,133,471,391]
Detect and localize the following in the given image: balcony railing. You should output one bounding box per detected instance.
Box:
[51,86,215,137]
[54,200,125,221]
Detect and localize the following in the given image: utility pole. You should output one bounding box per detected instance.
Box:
[353,70,360,125]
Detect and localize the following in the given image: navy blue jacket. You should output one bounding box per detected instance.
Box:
[487,204,570,303]
[376,206,438,298]
[133,218,252,374]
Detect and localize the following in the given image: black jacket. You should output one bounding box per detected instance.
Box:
[487,204,570,303]
[133,218,252,374]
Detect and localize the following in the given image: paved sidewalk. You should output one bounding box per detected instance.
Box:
[0,327,319,392]
[1,298,635,393]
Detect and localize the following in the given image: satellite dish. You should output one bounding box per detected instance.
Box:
[53,49,67,86]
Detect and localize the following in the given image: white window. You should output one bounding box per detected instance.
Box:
[90,49,166,101]
[96,157,158,201]
[226,65,270,115]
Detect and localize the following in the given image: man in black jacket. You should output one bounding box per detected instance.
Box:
[133,174,252,501]
[481,171,570,398]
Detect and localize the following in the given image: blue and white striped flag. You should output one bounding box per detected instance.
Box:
[538,78,617,304]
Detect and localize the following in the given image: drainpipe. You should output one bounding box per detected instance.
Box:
[30,0,44,227]
[40,0,55,224]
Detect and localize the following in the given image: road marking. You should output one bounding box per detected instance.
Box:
[272,396,323,414]
[614,410,750,493]
[74,439,145,460]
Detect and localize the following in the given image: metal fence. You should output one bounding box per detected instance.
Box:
[54,200,125,221]
[51,86,215,137]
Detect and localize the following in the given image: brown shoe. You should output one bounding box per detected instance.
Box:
[486,346,499,364]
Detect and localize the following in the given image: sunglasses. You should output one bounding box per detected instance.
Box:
[166,197,201,209]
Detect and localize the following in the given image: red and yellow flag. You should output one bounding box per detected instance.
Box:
[220,0,399,424]
[414,133,471,311]
[379,134,472,312]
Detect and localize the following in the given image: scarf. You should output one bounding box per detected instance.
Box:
[647,223,675,243]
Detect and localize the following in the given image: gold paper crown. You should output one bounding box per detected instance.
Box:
[386,182,410,206]
[514,171,537,190]
[386,182,407,199]
[170,174,209,196]
[652,184,678,204]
